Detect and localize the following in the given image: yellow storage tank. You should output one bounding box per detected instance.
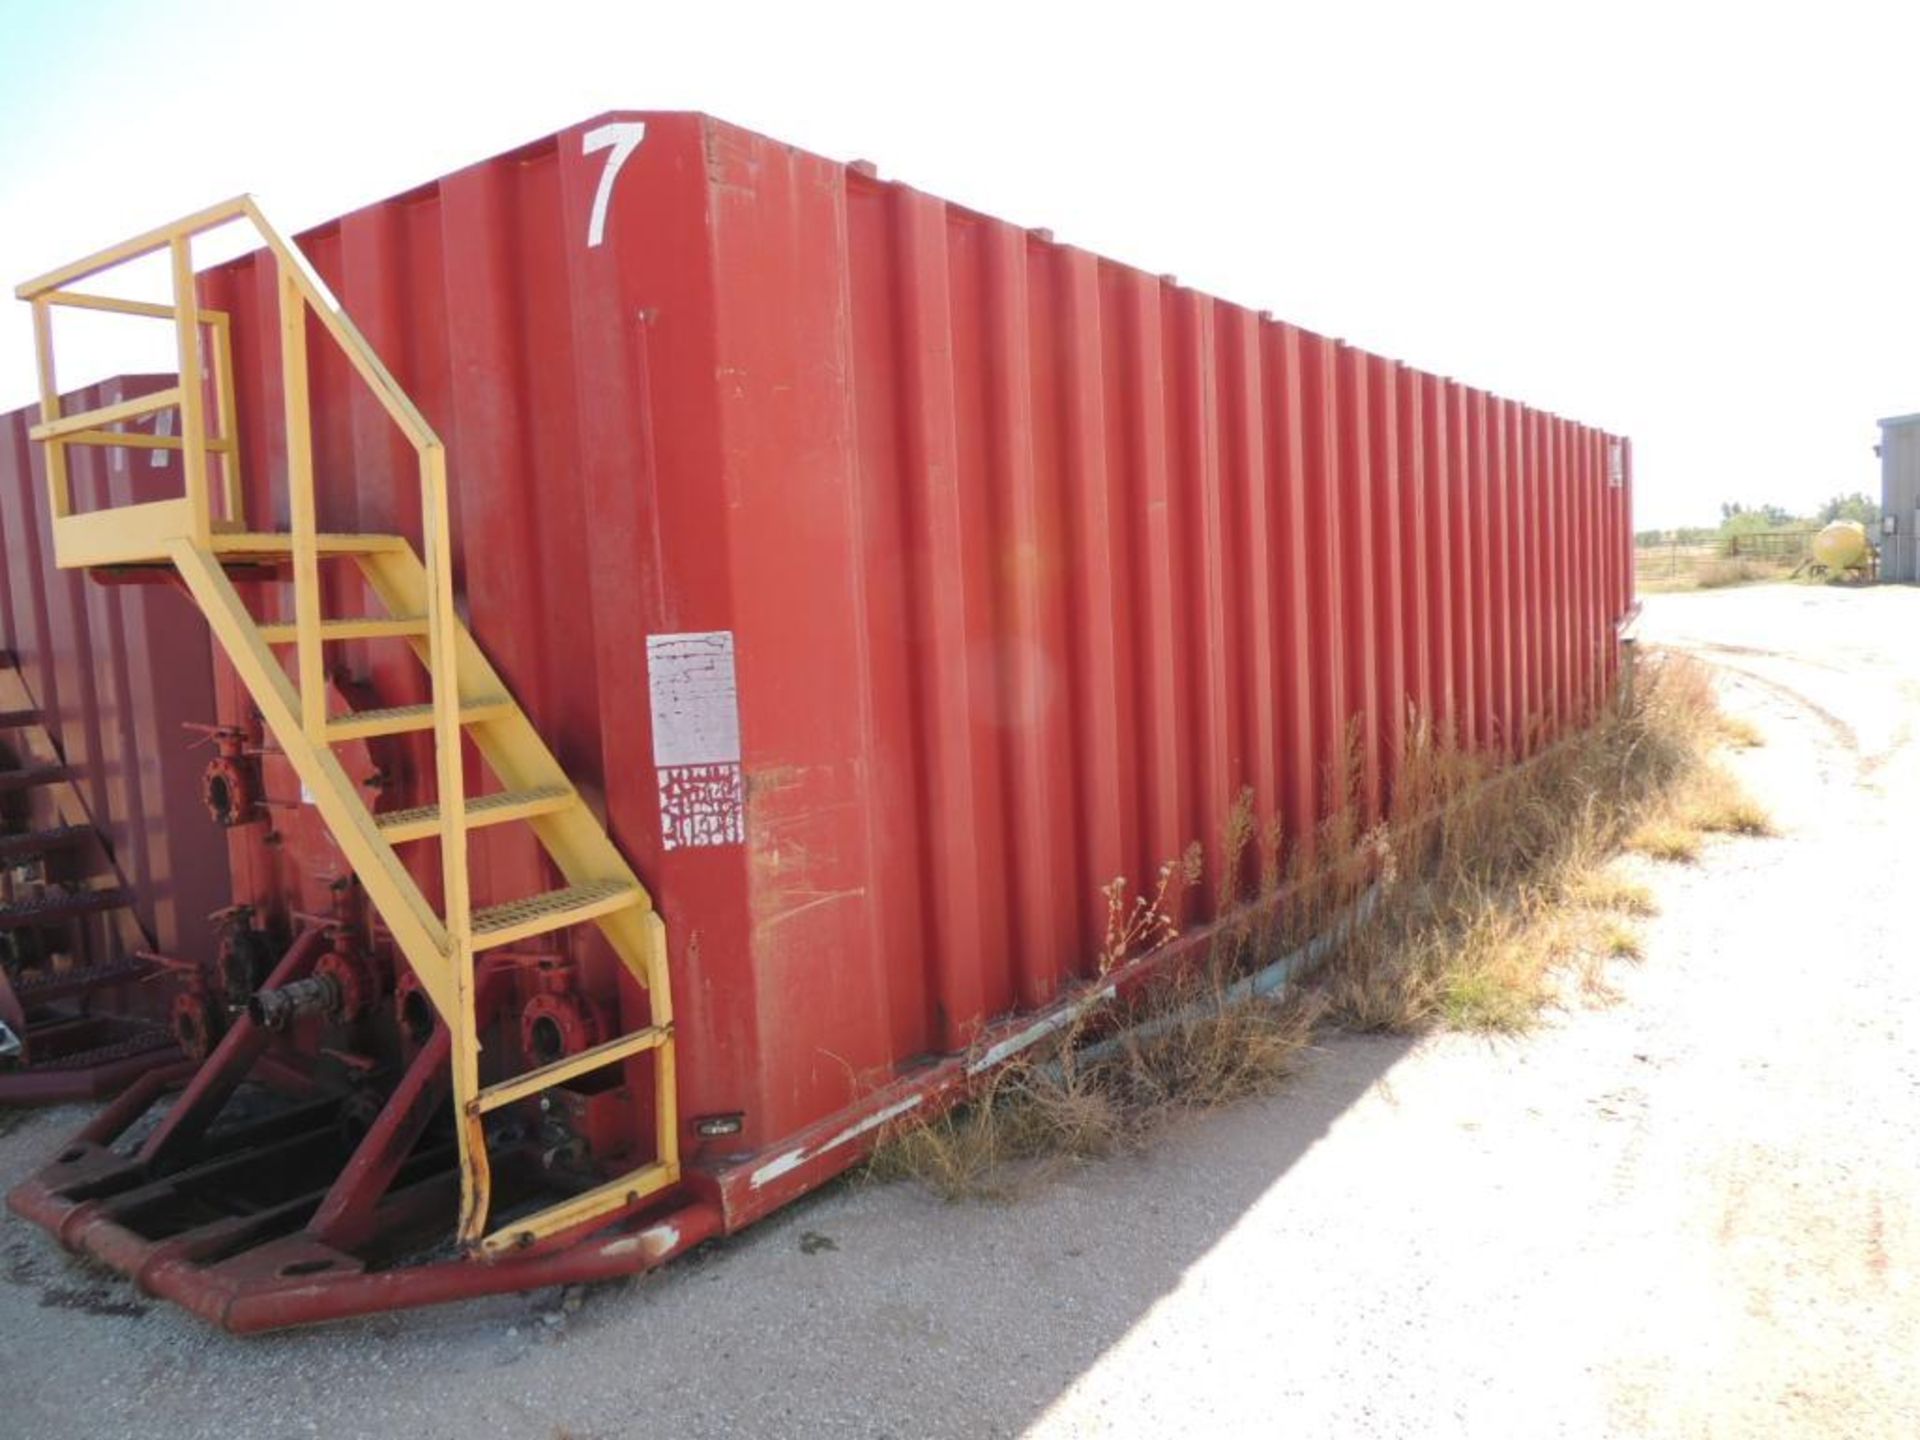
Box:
[1812,520,1869,572]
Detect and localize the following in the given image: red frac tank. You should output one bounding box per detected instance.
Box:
[200,108,1633,1222]
[8,112,1634,1324]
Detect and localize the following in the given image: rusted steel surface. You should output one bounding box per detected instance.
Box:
[7,113,1633,1328]
[0,379,228,964]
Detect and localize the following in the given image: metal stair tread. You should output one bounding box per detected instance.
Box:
[0,825,96,862]
[258,615,428,644]
[0,887,133,929]
[472,1023,671,1115]
[208,532,408,557]
[324,695,514,741]
[471,878,642,948]
[22,1023,176,1071]
[0,764,71,791]
[10,951,154,998]
[376,784,575,843]
[478,1159,676,1258]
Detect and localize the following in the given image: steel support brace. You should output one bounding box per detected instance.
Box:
[309,1027,452,1248]
[138,923,327,1170]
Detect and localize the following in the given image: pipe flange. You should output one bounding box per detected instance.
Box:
[170,990,222,1062]
[201,754,260,828]
[315,949,376,1024]
[521,990,604,1068]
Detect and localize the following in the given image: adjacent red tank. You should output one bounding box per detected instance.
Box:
[0,378,229,1097]
[9,111,1634,1327]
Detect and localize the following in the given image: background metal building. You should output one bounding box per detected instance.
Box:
[1880,413,1920,582]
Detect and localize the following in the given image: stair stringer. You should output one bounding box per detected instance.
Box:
[354,547,674,1027]
[164,539,457,1016]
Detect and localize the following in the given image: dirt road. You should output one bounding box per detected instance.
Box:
[2,582,1916,1438]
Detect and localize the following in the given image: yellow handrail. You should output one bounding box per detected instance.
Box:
[20,197,681,1254]
[21,197,470,972]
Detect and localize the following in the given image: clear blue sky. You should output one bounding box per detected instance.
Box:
[3,0,1912,529]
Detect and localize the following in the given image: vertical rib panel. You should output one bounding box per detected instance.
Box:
[1130,273,1190,881]
[1300,332,1346,821]
[1445,381,1477,750]
[1572,424,1592,720]
[1397,368,1432,732]
[1336,345,1380,817]
[1567,420,1582,721]
[1095,263,1151,898]
[1230,310,1279,888]
[846,177,933,1064]
[1537,409,1555,737]
[1059,251,1134,961]
[1467,390,1496,750]
[1621,438,1637,614]
[1424,373,1456,743]
[1487,395,1514,754]
[1269,325,1317,858]
[1589,428,1607,707]
[1366,356,1406,802]
[895,190,999,1046]
[436,164,546,912]
[1549,415,1570,733]
[1528,410,1559,737]
[987,223,1069,1010]
[1174,291,1235,895]
[1503,401,1531,751]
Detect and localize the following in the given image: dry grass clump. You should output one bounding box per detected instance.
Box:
[1674,764,1775,836]
[874,649,1770,1199]
[1567,871,1659,917]
[1321,650,1766,1032]
[867,980,1323,1203]
[1697,557,1770,589]
[870,794,1325,1202]
[1626,758,1775,862]
[1598,921,1645,961]
[1625,820,1702,863]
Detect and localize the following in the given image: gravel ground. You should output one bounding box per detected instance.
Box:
[1,582,1916,1439]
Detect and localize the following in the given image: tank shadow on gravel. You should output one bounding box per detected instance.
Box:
[0,1028,1418,1440]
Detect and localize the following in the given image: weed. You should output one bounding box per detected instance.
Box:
[1568,871,1659,917]
[1675,765,1776,836]
[1599,921,1645,961]
[1626,820,1702,863]
[1323,651,1757,1031]
[1697,557,1768,589]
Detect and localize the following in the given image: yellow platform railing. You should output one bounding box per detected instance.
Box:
[16,199,678,1254]
[19,197,475,1096]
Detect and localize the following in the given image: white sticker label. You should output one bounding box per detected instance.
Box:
[1608,440,1625,489]
[647,631,744,849]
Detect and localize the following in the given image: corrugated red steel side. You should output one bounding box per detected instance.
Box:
[0,378,227,965]
[195,113,1633,1183]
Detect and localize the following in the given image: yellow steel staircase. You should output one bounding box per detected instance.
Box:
[15,198,677,1257]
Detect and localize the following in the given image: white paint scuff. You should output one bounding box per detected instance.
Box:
[749,1095,924,1189]
[967,984,1117,1075]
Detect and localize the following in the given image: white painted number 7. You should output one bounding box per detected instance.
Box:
[583,120,647,249]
